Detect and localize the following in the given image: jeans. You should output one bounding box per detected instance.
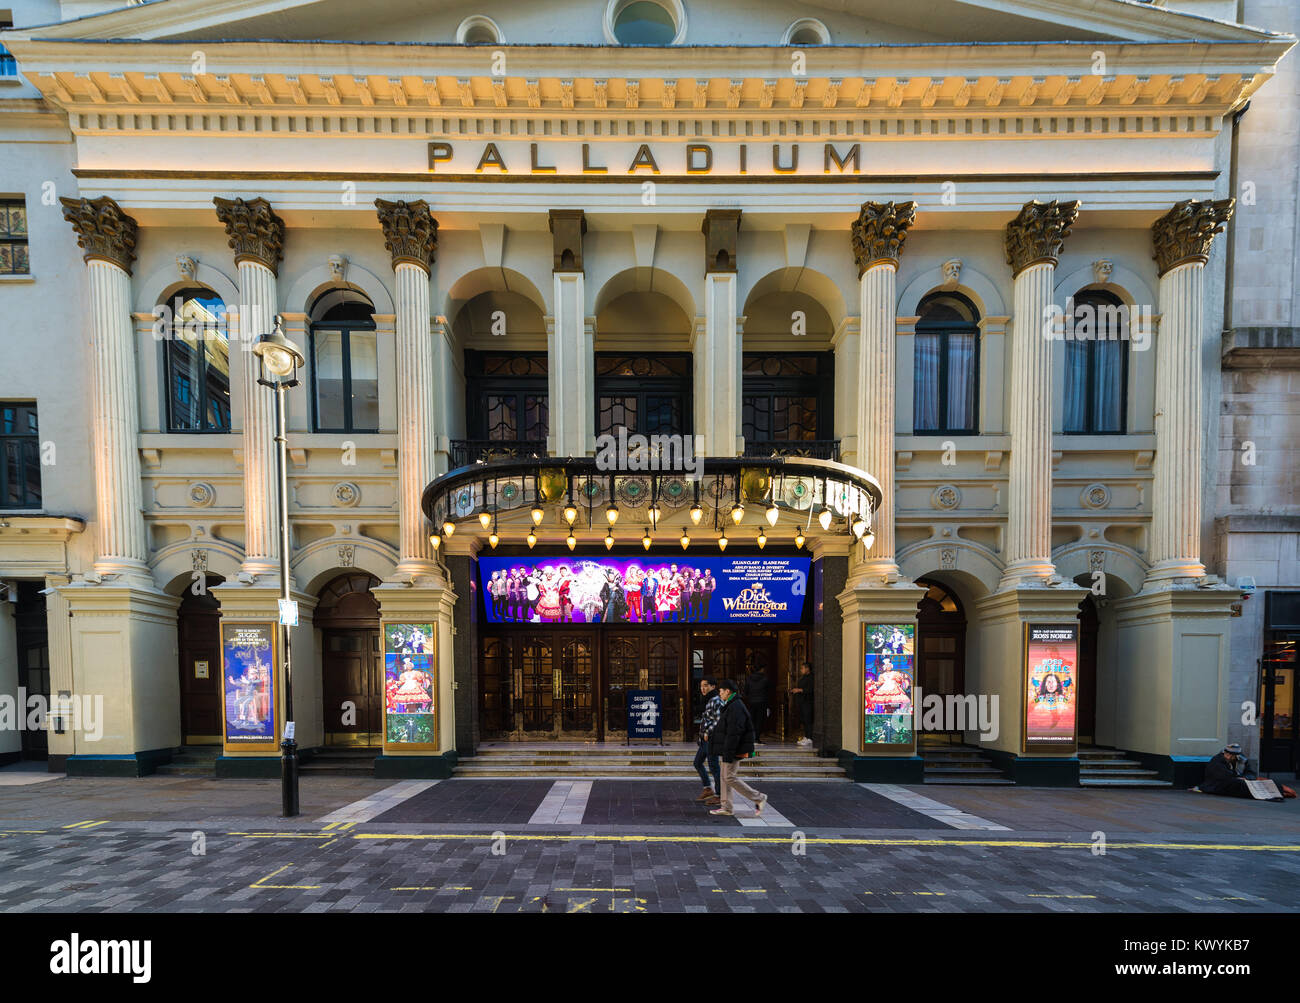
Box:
[694,740,719,793]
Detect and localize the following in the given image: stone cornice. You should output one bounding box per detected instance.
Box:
[59,195,138,273]
[1004,199,1080,277]
[1151,197,1235,277]
[374,198,438,272]
[213,195,285,274]
[851,201,917,274]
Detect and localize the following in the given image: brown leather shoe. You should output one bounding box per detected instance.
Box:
[702,795,721,805]
[695,788,714,802]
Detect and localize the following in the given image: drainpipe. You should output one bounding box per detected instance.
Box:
[1223,99,1250,338]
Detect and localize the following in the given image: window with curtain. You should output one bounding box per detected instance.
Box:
[163,288,231,432]
[1,402,40,508]
[310,292,379,433]
[913,292,979,435]
[1063,290,1127,434]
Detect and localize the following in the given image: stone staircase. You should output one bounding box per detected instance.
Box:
[455,742,844,780]
[1078,747,1172,787]
[154,745,220,777]
[920,743,1014,785]
[298,747,381,777]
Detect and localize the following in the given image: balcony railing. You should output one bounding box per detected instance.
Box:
[743,439,841,462]
[450,439,549,468]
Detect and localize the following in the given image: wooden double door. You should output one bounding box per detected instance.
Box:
[480,628,686,741]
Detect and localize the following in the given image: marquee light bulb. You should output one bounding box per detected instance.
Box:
[861,532,876,552]
[442,520,456,537]
[795,529,805,549]
[530,504,545,526]
[680,529,690,550]
[566,532,577,551]
[766,502,779,527]
[730,502,745,525]
[648,502,661,528]
[818,506,833,531]
[642,529,652,551]
[605,530,615,550]
[851,515,867,539]
[563,503,578,525]
[526,529,537,549]
[757,528,767,550]
[689,503,703,525]
[718,534,728,552]
[488,531,499,549]
[428,533,441,551]
[478,511,493,530]
[606,503,620,526]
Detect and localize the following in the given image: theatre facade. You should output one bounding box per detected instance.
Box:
[0,0,1294,783]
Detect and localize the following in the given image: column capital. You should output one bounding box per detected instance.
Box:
[548,208,587,272]
[1152,198,1235,277]
[213,196,285,275]
[1004,199,1080,278]
[59,196,138,274]
[376,198,439,272]
[850,200,916,275]
[702,208,742,274]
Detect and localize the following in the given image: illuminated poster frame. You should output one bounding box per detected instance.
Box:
[220,622,279,754]
[1022,622,1079,753]
[382,621,439,753]
[861,623,916,751]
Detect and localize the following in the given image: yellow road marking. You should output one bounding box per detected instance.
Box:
[712,888,766,894]
[391,886,474,891]
[1027,894,1097,899]
[555,887,632,892]
[62,820,108,830]
[250,864,321,890]
[229,832,333,839]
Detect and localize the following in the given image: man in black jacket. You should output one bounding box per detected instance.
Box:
[708,679,769,817]
[1198,743,1295,799]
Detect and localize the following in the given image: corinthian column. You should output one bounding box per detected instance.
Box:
[548,209,591,456]
[60,197,149,579]
[1146,198,1235,583]
[376,199,440,576]
[1001,199,1080,589]
[851,201,916,578]
[214,196,285,579]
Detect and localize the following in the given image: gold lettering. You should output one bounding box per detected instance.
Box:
[582,143,608,173]
[530,143,556,173]
[824,143,860,173]
[686,143,713,173]
[428,142,453,171]
[628,144,661,173]
[476,143,507,172]
[773,144,798,173]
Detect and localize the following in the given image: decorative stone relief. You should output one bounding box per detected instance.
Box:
[338,544,355,567]
[941,258,962,286]
[334,482,361,507]
[327,254,349,282]
[213,196,286,275]
[940,547,957,570]
[176,254,198,282]
[188,482,216,507]
[1151,198,1235,277]
[375,199,439,271]
[1004,199,1081,276]
[548,208,586,272]
[1089,549,1106,574]
[851,200,917,273]
[931,484,962,510]
[191,549,208,572]
[59,196,139,274]
[1081,482,1111,509]
[1091,258,1113,285]
[701,208,742,274]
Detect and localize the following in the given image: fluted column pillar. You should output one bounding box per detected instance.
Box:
[1000,200,1080,590]
[215,196,285,579]
[60,197,149,579]
[851,201,917,578]
[1146,198,1235,584]
[548,210,591,456]
[698,210,743,456]
[376,199,441,576]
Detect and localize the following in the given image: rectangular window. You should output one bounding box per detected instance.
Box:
[0,402,40,508]
[0,13,15,79]
[311,327,379,433]
[0,199,30,275]
[164,292,231,432]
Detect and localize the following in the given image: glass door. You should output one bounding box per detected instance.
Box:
[1262,633,1297,772]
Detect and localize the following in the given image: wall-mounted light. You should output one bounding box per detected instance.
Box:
[757,528,766,549]
[765,501,779,527]
[642,528,652,551]
[527,529,537,549]
[566,532,577,551]
[680,528,690,550]
[718,533,728,551]
[795,529,805,549]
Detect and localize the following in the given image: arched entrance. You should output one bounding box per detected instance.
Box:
[915,579,967,739]
[177,575,225,744]
[1077,594,1099,744]
[315,573,382,746]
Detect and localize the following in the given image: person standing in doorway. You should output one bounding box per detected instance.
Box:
[790,660,815,747]
[709,679,769,818]
[694,677,723,805]
[744,665,770,744]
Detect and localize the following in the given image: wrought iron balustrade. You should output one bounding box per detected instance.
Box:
[743,439,841,462]
[450,439,549,467]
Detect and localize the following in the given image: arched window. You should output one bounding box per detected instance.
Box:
[1063,290,1127,434]
[913,291,979,435]
[783,18,831,45]
[606,0,684,45]
[163,287,231,432]
[456,15,503,45]
[310,289,378,433]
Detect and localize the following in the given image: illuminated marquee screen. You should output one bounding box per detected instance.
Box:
[477,555,810,625]
[1023,623,1079,751]
[863,623,915,748]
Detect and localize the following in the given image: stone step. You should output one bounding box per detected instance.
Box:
[1080,777,1173,788]
[923,776,1017,785]
[154,765,215,776]
[1079,768,1163,779]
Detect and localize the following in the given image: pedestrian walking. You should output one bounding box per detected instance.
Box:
[693,677,723,804]
[791,660,815,747]
[709,679,769,818]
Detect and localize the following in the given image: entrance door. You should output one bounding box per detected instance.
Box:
[1262,632,1297,773]
[177,579,224,744]
[15,582,49,760]
[915,580,967,739]
[1076,595,1099,744]
[603,630,686,740]
[480,632,598,740]
[315,573,382,746]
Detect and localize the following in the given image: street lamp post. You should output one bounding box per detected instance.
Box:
[252,316,306,818]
